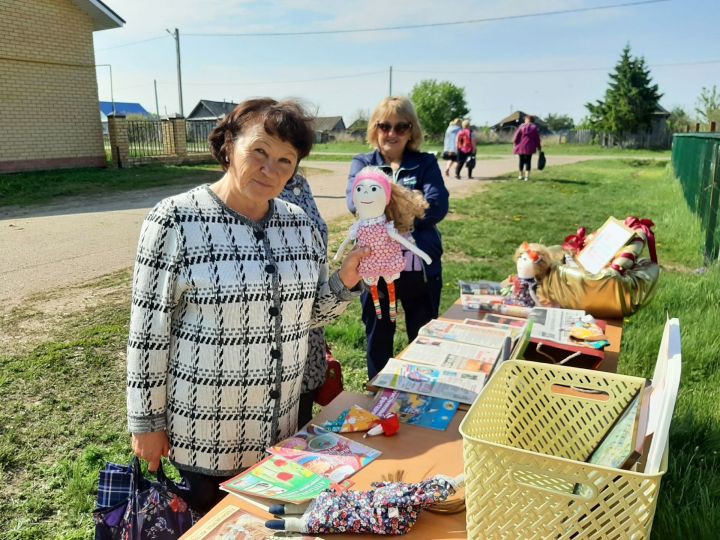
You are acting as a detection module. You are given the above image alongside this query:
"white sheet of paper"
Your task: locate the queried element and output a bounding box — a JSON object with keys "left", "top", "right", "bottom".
{"left": 577, "top": 218, "right": 635, "bottom": 274}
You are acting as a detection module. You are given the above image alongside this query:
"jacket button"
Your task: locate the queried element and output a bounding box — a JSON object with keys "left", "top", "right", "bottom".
{"left": 270, "top": 349, "right": 281, "bottom": 359}
{"left": 254, "top": 230, "right": 264, "bottom": 240}
{"left": 269, "top": 389, "right": 280, "bottom": 399}
{"left": 265, "top": 264, "right": 276, "bottom": 274}
{"left": 269, "top": 306, "right": 279, "bottom": 316}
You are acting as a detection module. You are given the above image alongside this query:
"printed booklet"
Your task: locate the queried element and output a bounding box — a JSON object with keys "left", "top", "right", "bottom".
{"left": 371, "top": 388, "right": 459, "bottom": 431}
{"left": 220, "top": 455, "right": 335, "bottom": 504}
{"left": 269, "top": 425, "right": 381, "bottom": 484}
{"left": 418, "top": 319, "right": 510, "bottom": 350}
{"left": 182, "top": 502, "right": 322, "bottom": 540}
{"left": 371, "top": 357, "right": 485, "bottom": 405}
{"left": 398, "top": 335, "right": 500, "bottom": 374}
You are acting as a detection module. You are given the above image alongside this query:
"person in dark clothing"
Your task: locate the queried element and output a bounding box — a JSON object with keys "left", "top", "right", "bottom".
{"left": 512, "top": 115, "right": 542, "bottom": 181}
{"left": 346, "top": 96, "right": 449, "bottom": 379}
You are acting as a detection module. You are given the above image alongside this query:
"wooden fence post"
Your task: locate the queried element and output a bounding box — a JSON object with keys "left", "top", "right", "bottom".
{"left": 107, "top": 114, "right": 129, "bottom": 168}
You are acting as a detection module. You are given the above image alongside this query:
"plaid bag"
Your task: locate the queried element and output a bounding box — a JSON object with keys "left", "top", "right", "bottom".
{"left": 93, "top": 457, "right": 199, "bottom": 540}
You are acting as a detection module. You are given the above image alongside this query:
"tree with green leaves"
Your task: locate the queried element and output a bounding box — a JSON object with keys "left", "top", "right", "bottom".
{"left": 667, "top": 106, "right": 693, "bottom": 133}
{"left": 695, "top": 85, "right": 720, "bottom": 126}
{"left": 544, "top": 113, "right": 575, "bottom": 131}
{"left": 585, "top": 45, "right": 662, "bottom": 142}
{"left": 409, "top": 80, "right": 469, "bottom": 138}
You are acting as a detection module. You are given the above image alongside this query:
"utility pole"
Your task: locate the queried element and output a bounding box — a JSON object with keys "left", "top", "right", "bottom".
{"left": 166, "top": 28, "right": 184, "bottom": 116}
{"left": 154, "top": 79, "right": 160, "bottom": 118}
{"left": 96, "top": 64, "right": 115, "bottom": 114}
{"left": 388, "top": 65, "right": 393, "bottom": 96}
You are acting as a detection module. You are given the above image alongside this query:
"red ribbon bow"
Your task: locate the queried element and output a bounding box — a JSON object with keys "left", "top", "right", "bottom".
{"left": 562, "top": 227, "right": 587, "bottom": 254}
{"left": 624, "top": 217, "right": 657, "bottom": 263}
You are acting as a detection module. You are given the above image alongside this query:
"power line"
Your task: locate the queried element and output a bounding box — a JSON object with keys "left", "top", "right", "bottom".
{"left": 395, "top": 58, "right": 720, "bottom": 76}
{"left": 96, "top": 35, "right": 167, "bottom": 51}
{"left": 175, "top": 70, "right": 386, "bottom": 87}
{"left": 182, "top": 0, "right": 668, "bottom": 37}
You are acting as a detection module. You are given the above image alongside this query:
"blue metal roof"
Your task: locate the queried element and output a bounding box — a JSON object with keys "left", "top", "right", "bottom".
{"left": 99, "top": 101, "right": 151, "bottom": 117}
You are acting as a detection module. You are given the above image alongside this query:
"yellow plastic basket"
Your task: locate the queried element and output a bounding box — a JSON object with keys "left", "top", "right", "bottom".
{"left": 460, "top": 360, "right": 667, "bottom": 540}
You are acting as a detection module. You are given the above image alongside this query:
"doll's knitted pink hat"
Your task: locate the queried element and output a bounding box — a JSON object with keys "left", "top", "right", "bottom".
{"left": 352, "top": 167, "right": 392, "bottom": 204}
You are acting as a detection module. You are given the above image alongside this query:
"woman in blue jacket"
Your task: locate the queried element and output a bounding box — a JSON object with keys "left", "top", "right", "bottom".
{"left": 346, "top": 96, "right": 450, "bottom": 378}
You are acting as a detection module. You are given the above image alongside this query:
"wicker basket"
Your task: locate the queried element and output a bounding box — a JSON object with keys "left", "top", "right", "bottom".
{"left": 459, "top": 360, "right": 666, "bottom": 540}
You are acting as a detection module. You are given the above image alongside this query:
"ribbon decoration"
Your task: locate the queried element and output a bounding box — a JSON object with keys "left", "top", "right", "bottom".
{"left": 562, "top": 227, "right": 587, "bottom": 254}
{"left": 625, "top": 217, "right": 657, "bottom": 263}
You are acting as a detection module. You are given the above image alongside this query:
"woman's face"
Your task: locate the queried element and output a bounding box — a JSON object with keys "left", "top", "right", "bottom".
{"left": 228, "top": 123, "right": 299, "bottom": 203}
{"left": 376, "top": 113, "right": 412, "bottom": 157}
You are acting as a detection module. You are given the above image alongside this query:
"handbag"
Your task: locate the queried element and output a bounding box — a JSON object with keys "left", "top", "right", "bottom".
{"left": 315, "top": 344, "right": 344, "bottom": 406}
{"left": 93, "top": 457, "right": 199, "bottom": 540}
{"left": 537, "top": 151, "right": 547, "bottom": 170}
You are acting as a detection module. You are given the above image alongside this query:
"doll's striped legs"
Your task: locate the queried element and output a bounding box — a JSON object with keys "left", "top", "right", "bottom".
{"left": 387, "top": 280, "right": 397, "bottom": 322}
{"left": 369, "top": 284, "right": 382, "bottom": 319}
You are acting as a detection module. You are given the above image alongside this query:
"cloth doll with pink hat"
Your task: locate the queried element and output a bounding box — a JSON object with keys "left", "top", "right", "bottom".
{"left": 334, "top": 167, "right": 432, "bottom": 322}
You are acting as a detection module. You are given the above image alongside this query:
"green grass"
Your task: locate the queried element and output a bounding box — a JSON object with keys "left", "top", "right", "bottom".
{"left": 0, "top": 164, "right": 330, "bottom": 209}
{"left": 0, "top": 159, "right": 717, "bottom": 538}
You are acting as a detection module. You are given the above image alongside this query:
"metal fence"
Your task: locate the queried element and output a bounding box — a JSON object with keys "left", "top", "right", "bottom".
{"left": 186, "top": 120, "right": 217, "bottom": 153}
{"left": 127, "top": 120, "right": 167, "bottom": 157}
{"left": 672, "top": 133, "right": 720, "bottom": 261}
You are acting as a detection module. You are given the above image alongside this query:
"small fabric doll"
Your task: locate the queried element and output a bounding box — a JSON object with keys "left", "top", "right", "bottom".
{"left": 335, "top": 166, "right": 431, "bottom": 322}
{"left": 511, "top": 241, "right": 552, "bottom": 307}
{"left": 265, "top": 474, "right": 464, "bottom": 535}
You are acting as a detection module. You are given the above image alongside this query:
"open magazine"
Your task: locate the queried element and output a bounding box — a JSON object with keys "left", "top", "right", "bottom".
{"left": 398, "top": 335, "right": 500, "bottom": 374}
{"left": 371, "top": 357, "right": 485, "bottom": 405}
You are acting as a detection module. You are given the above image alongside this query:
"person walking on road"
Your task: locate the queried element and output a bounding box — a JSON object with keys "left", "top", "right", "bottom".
{"left": 454, "top": 120, "right": 476, "bottom": 179}
{"left": 442, "top": 118, "right": 461, "bottom": 177}
{"left": 513, "top": 114, "right": 542, "bottom": 181}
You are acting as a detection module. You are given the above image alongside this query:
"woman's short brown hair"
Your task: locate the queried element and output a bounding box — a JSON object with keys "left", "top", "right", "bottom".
{"left": 208, "top": 98, "right": 315, "bottom": 171}
{"left": 366, "top": 96, "right": 424, "bottom": 152}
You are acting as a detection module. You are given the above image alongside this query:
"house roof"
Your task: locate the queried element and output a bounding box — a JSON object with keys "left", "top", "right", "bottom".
{"left": 653, "top": 104, "right": 671, "bottom": 117}
{"left": 347, "top": 119, "right": 368, "bottom": 132}
{"left": 314, "top": 116, "right": 345, "bottom": 132}
{"left": 187, "top": 100, "right": 239, "bottom": 120}
{"left": 492, "top": 111, "right": 547, "bottom": 130}
{"left": 99, "top": 101, "right": 151, "bottom": 117}
{"left": 72, "top": 0, "right": 124, "bottom": 31}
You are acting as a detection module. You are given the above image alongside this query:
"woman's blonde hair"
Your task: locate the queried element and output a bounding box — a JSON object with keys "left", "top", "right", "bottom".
{"left": 366, "top": 96, "right": 424, "bottom": 151}
{"left": 461, "top": 119, "right": 471, "bottom": 129}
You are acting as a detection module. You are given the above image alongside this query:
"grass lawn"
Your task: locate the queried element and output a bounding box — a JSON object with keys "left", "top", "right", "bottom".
{"left": 0, "top": 164, "right": 331, "bottom": 209}
{"left": 1, "top": 159, "right": 718, "bottom": 538}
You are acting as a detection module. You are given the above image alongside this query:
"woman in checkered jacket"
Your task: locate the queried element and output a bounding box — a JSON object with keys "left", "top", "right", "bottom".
{"left": 126, "top": 99, "right": 367, "bottom": 513}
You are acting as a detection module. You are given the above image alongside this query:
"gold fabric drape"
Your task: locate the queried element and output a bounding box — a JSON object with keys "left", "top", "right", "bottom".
{"left": 541, "top": 259, "right": 660, "bottom": 318}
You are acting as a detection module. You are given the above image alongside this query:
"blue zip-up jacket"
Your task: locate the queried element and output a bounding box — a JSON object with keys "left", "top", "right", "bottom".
{"left": 346, "top": 149, "right": 449, "bottom": 278}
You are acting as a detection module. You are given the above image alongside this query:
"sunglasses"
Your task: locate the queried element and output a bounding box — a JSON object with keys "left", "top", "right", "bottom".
{"left": 376, "top": 121, "right": 412, "bottom": 135}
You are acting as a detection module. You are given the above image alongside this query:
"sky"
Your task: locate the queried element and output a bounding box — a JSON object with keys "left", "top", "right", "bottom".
{"left": 92, "top": 0, "right": 720, "bottom": 126}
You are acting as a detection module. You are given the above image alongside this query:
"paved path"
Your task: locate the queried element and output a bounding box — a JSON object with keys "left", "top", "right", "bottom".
{"left": 0, "top": 155, "right": 595, "bottom": 307}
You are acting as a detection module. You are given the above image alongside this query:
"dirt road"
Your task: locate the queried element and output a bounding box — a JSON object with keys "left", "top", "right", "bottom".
{"left": 0, "top": 156, "right": 594, "bottom": 309}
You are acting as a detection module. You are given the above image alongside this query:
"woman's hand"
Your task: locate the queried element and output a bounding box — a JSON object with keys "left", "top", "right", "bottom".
{"left": 131, "top": 431, "right": 169, "bottom": 472}
{"left": 337, "top": 245, "right": 370, "bottom": 289}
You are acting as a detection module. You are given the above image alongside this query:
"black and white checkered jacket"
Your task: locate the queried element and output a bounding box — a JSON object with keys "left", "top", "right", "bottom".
{"left": 126, "top": 185, "right": 358, "bottom": 475}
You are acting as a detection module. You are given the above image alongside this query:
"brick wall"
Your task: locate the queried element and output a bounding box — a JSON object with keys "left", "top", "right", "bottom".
{"left": 0, "top": 0, "right": 106, "bottom": 172}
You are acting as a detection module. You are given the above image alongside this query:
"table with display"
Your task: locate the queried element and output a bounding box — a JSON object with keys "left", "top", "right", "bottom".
{"left": 182, "top": 302, "right": 624, "bottom": 539}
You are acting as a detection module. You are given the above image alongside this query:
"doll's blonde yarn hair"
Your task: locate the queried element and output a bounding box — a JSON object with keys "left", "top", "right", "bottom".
{"left": 386, "top": 183, "right": 429, "bottom": 234}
